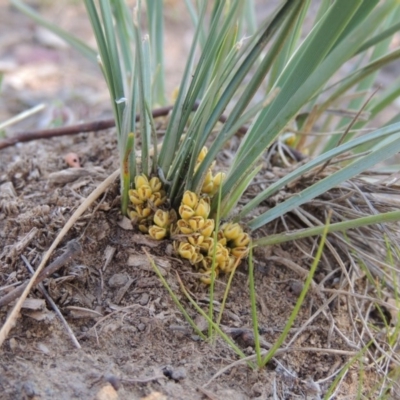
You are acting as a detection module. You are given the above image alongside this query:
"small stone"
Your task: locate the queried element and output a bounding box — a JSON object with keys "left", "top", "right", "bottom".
{"left": 108, "top": 274, "right": 128, "bottom": 288}
{"left": 94, "top": 384, "right": 118, "bottom": 400}
{"left": 163, "top": 365, "right": 186, "bottom": 381}
{"left": 9, "top": 337, "right": 18, "bottom": 351}
{"left": 137, "top": 323, "right": 146, "bottom": 331}
{"left": 37, "top": 342, "right": 50, "bottom": 355}
{"left": 170, "top": 367, "right": 186, "bottom": 381}
{"left": 139, "top": 293, "right": 149, "bottom": 306}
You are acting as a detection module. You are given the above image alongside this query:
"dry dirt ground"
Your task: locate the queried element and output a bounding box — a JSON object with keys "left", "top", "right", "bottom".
{"left": 1, "top": 2, "right": 400, "bottom": 400}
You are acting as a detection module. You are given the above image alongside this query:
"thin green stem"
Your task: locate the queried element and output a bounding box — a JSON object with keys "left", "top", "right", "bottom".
{"left": 253, "top": 210, "right": 400, "bottom": 247}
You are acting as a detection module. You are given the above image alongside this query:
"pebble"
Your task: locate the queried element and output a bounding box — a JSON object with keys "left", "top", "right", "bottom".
{"left": 9, "top": 337, "right": 18, "bottom": 351}
{"left": 138, "top": 293, "right": 149, "bottom": 306}
{"left": 163, "top": 365, "right": 186, "bottom": 381}
{"left": 94, "top": 384, "right": 118, "bottom": 400}
{"left": 108, "top": 273, "right": 128, "bottom": 288}
{"left": 137, "top": 323, "right": 146, "bottom": 331}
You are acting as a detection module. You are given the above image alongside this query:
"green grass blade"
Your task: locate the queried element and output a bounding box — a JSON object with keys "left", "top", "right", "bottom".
{"left": 221, "top": 1, "right": 365, "bottom": 200}
{"left": 157, "top": 1, "right": 207, "bottom": 173}
{"left": 253, "top": 210, "right": 400, "bottom": 247}
{"left": 261, "top": 214, "right": 330, "bottom": 366}
{"left": 237, "top": 122, "right": 400, "bottom": 220}
{"left": 146, "top": 251, "right": 206, "bottom": 340}
{"left": 146, "top": 0, "right": 166, "bottom": 105}
{"left": 192, "top": 1, "right": 304, "bottom": 194}
{"left": 249, "top": 132, "right": 400, "bottom": 230}
{"left": 121, "top": 133, "right": 135, "bottom": 215}
{"left": 248, "top": 247, "right": 262, "bottom": 367}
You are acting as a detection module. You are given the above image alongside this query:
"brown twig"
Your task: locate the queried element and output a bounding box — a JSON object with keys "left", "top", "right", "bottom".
{"left": 0, "top": 240, "right": 81, "bottom": 308}
{"left": 0, "top": 105, "right": 175, "bottom": 150}
{"left": 0, "top": 103, "right": 307, "bottom": 162}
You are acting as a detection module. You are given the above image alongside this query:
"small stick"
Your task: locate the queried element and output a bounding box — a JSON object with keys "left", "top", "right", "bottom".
{"left": 0, "top": 241, "right": 82, "bottom": 308}
{"left": 0, "top": 105, "right": 175, "bottom": 150}
{"left": 21, "top": 255, "right": 81, "bottom": 349}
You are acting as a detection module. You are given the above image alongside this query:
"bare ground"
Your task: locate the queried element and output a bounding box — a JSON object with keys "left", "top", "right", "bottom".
{"left": 1, "top": 2, "right": 400, "bottom": 399}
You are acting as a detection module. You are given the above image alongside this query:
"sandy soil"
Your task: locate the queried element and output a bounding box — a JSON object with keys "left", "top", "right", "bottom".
{"left": 1, "top": 2, "right": 400, "bottom": 399}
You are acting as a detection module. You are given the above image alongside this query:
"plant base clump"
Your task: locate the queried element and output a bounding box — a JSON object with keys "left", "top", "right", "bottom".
{"left": 128, "top": 147, "right": 250, "bottom": 283}
{"left": 174, "top": 190, "right": 250, "bottom": 284}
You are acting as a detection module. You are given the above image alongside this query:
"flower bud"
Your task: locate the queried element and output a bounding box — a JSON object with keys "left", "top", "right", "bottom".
{"left": 190, "top": 251, "right": 203, "bottom": 265}
{"left": 213, "top": 172, "right": 225, "bottom": 187}
{"left": 194, "top": 198, "right": 210, "bottom": 219}
{"left": 177, "top": 242, "right": 196, "bottom": 260}
{"left": 148, "top": 192, "right": 166, "bottom": 207}
{"left": 188, "top": 234, "right": 204, "bottom": 246}
{"left": 135, "top": 174, "right": 149, "bottom": 189}
{"left": 149, "top": 226, "right": 167, "bottom": 240}
{"left": 153, "top": 209, "right": 170, "bottom": 228}
{"left": 129, "top": 189, "right": 143, "bottom": 205}
{"left": 201, "top": 182, "right": 214, "bottom": 194}
{"left": 136, "top": 205, "right": 152, "bottom": 218}
{"left": 203, "top": 169, "right": 213, "bottom": 185}
{"left": 177, "top": 219, "right": 193, "bottom": 234}
{"left": 231, "top": 246, "right": 249, "bottom": 259}
{"left": 139, "top": 224, "right": 149, "bottom": 233}
{"left": 189, "top": 215, "right": 206, "bottom": 232}
{"left": 223, "top": 222, "right": 243, "bottom": 240}
{"left": 211, "top": 243, "right": 229, "bottom": 266}
{"left": 199, "top": 237, "right": 214, "bottom": 253}
{"left": 199, "top": 219, "right": 215, "bottom": 237}
{"left": 197, "top": 146, "right": 208, "bottom": 163}
{"left": 179, "top": 205, "right": 195, "bottom": 220}
{"left": 128, "top": 209, "right": 139, "bottom": 221}
{"left": 137, "top": 185, "right": 152, "bottom": 201}
{"left": 201, "top": 256, "right": 213, "bottom": 271}
{"left": 182, "top": 190, "right": 198, "bottom": 209}
{"left": 232, "top": 232, "right": 251, "bottom": 247}
{"left": 221, "top": 256, "right": 236, "bottom": 273}
{"left": 149, "top": 177, "right": 162, "bottom": 192}
{"left": 199, "top": 268, "right": 218, "bottom": 285}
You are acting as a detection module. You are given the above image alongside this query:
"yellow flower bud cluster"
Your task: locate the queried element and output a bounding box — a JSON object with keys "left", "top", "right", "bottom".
{"left": 173, "top": 190, "right": 251, "bottom": 284}
{"left": 128, "top": 174, "right": 166, "bottom": 233}
{"left": 196, "top": 147, "right": 226, "bottom": 196}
